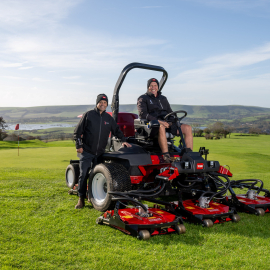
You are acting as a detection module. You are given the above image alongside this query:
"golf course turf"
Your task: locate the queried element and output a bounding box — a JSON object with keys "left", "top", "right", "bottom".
{"left": 0, "top": 135, "right": 270, "bottom": 269}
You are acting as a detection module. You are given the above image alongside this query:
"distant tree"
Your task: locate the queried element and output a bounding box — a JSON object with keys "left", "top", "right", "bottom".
{"left": 223, "top": 126, "right": 234, "bottom": 138}
{"left": 191, "top": 123, "right": 200, "bottom": 137}
{"left": 204, "top": 128, "right": 211, "bottom": 135}
{"left": 211, "top": 122, "right": 224, "bottom": 135}
{"left": 195, "top": 129, "right": 204, "bottom": 137}
{"left": 249, "top": 127, "right": 262, "bottom": 135}
{"left": 205, "top": 134, "right": 214, "bottom": 140}
{"left": 0, "top": 117, "right": 8, "bottom": 141}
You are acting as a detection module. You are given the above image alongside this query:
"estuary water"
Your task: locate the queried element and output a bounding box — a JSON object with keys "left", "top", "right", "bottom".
{"left": 7, "top": 123, "right": 76, "bottom": 131}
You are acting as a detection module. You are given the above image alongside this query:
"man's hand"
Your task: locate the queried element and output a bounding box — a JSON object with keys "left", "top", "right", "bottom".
{"left": 122, "top": 142, "right": 132, "bottom": 148}
{"left": 76, "top": 148, "right": 83, "bottom": 153}
{"left": 158, "top": 120, "right": 170, "bottom": 128}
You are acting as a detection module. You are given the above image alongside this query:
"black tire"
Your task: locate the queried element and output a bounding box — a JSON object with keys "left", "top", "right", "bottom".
{"left": 203, "top": 219, "right": 213, "bottom": 228}
{"left": 65, "top": 164, "right": 79, "bottom": 188}
{"left": 88, "top": 163, "right": 131, "bottom": 212}
{"left": 138, "top": 230, "right": 151, "bottom": 240}
{"left": 231, "top": 214, "right": 241, "bottom": 222}
{"left": 175, "top": 224, "right": 186, "bottom": 234}
{"left": 255, "top": 208, "right": 265, "bottom": 216}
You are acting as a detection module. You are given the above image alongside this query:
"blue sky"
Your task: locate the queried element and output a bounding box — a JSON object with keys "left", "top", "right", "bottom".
{"left": 0, "top": 0, "right": 270, "bottom": 108}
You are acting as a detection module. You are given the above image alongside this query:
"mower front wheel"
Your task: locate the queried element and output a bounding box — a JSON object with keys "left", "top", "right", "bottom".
{"left": 65, "top": 164, "right": 79, "bottom": 188}
{"left": 255, "top": 208, "right": 265, "bottom": 216}
{"left": 175, "top": 224, "right": 186, "bottom": 234}
{"left": 138, "top": 230, "right": 151, "bottom": 240}
{"left": 203, "top": 219, "right": 213, "bottom": 228}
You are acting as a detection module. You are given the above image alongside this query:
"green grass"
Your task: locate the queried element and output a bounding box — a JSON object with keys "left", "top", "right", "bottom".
{"left": 1, "top": 135, "right": 270, "bottom": 269}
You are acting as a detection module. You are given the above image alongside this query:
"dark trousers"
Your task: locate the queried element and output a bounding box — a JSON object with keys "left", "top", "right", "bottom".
{"left": 78, "top": 151, "right": 96, "bottom": 198}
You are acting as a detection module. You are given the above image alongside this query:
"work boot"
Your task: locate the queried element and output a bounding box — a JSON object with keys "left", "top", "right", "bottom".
{"left": 75, "top": 197, "right": 85, "bottom": 209}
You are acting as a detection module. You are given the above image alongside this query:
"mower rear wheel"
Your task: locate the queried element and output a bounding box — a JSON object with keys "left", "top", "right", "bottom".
{"left": 138, "top": 230, "right": 151, "bottom": 240}
{"left": 65, "top": 164, "right": 79, "bottom": 188}
{"left": 255, "top": 208, "right": 265, "bottom": 216}
{"left": 175, "top": 224, "right": 186, "bottom": 234}
{"left": 88, "top": 163, "right": 131, "bottom": 212}
{"left": 231, "top": 214, "right": 241, "bottom": 222}
{"left": 203, "top": 219, "right": 213, "bottom": 228}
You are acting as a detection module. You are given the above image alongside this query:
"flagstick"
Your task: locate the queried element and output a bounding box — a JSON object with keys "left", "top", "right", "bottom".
{"left": 18, "top": 130, "right": 19, "bottom": 156}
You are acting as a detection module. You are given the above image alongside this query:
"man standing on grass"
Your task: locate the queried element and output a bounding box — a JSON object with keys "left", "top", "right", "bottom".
{"left": 74, "top": 94, "right": 131, "bottom": 209}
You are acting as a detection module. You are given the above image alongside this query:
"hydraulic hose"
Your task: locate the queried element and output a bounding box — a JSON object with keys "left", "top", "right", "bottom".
{"left": 131, "top": 180, "right": 162, "bottom": 194}
{"left": 111, "top": 197, "right": 148, "bottom": 212}
{"left": 207, "top": 172, "right": 230, "bottom": 201}
{"left": 109, "top": 182, "right": 166, "bottom": 199}
{"left": 231, "top": 179, "right": 264, "bottom": 194}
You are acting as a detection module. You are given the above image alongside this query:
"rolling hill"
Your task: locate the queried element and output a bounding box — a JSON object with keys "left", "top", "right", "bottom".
{"left": 1, "top": 104, "right": 270, "bottom": 125}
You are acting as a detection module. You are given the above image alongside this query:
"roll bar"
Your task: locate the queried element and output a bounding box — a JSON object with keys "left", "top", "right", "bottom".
{"left": 111, "top": 62, "right": 168, "bottom": 122}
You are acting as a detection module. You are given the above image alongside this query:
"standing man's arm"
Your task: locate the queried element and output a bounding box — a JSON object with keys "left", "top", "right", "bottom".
{"left": 74, "top": 113, "right": 87, "bottom": 153}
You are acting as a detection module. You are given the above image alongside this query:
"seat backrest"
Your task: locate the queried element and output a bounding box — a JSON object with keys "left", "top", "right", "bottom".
{"left": 108, "top": 112, "right": 138, "bottom": 137}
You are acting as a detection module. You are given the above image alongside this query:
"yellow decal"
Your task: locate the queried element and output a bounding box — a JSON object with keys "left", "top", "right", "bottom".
{"left": 122, "top": 215, "right": 133, "bottom": 219}
{"left": 207, "top": 208, "right": 214, "bottom": 210}
{"left": 148, "top": 217, "right": 157, "bottom": 219}
{"left": 212, "top": 203, "right": 220, "bottom": 205}
{"left": 186, "top": 207, "right": 195, "bottom": 209}
{"left": 156, "top": 211, "right": 164, "bottom": 214}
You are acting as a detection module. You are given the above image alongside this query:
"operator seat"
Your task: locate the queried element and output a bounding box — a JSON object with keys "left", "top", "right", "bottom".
{"left": 134, "top": 119, "right": 174, "bottom": 140}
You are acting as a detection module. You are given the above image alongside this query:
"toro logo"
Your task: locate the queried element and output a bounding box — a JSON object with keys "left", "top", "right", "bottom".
{"left": 196, "top": 163, "right": 204, "bottom": 170}
{"left": 104, "top": 121, "right": 109, "bottom": 125}
{"left": 103, "top": 96, "right": 106, "bottom": 98}
{"left": 152, "top": 79, "right": 156, "bottom": 81}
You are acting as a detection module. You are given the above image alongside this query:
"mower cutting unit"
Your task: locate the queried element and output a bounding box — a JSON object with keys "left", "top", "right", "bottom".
{"left": 166, "top": 163, "right": 240, "bottom": 227}
{"left": 217, "top": 175, "right": 270, "bottom": 216}
{"left": 66, "top": 62, "right": 241, "bottom": 239}
{"left": 97, "top": 194, "right": 186, "bottom": 240}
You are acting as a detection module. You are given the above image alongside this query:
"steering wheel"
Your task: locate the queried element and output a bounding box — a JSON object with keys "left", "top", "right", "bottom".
{"left": 164, "top": 110, "right": 187, "bottom": 122}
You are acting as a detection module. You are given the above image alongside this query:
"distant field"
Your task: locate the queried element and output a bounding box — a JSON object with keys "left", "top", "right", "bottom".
{"left": 0, "top": 135, "right": 270, "bottom": 269}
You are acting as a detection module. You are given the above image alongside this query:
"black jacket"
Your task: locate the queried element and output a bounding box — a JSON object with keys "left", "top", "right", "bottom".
{"left": 137, "top": 91, "right": 172, "bottom": 121}
{"left": 74, "top": 107, "right": 126, "bottom": 155}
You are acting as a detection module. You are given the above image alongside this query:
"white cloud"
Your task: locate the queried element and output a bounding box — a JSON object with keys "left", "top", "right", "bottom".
{"left": 0, "top": 62, "right": 23, "bottom": 68}
{"left": 1, "top": 31, "right": 167, "bottom": 70}
{"left": 175, "top": 43, "right": 270, "bottom": 83}
{"left": 1, "top": 75, "right": 24, "bottom": 80}
{"left": 66, "top": 82, "right": 85, "bottom": 86}
{"left": 18, "top": 67, "right": 34, "bottom": 70}
{"left": 0, "top": 0, "right": 81, "bottom": 27}
{"left": 32, "top": 77, "right": 50, "bottom": 82}
{"left": 63, "top": 76, "right": 81, "bottom": 79}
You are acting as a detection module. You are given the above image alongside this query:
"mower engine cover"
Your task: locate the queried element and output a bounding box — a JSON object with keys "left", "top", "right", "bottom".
{"left": 172, "top": 151, "right": 220, "bottom": 173}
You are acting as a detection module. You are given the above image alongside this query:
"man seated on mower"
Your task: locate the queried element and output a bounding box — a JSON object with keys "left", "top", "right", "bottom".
{"left": 137, "top": 78, "right": 193, "bottom": 163}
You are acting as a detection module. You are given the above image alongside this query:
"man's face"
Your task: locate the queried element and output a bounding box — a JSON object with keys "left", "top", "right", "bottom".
{"left": 148, "top": 82, "right": 158, "bottom": 96}
{"left": 97, "top": 100, "right": 108, "bottom": 112}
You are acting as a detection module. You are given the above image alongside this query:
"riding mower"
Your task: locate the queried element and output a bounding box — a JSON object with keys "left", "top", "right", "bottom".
{"left": 65, "top": 62, "right": 240, "bottom": 239}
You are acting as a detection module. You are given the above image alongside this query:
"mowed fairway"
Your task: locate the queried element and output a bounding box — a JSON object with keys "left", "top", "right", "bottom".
{"left": 0, "top": 135, "right": 270, "bottom": 269}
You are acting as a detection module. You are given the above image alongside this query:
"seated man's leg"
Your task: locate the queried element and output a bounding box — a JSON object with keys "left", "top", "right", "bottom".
{"left": 158, "top": 125, "right": 171, "bottom": 162}
{"left": 180, "top": 124, "right": 193, "bottom": 150}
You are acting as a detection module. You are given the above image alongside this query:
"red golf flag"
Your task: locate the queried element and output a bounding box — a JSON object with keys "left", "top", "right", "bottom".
{"left": 15, "top": 124, "right": 19, "bottom": 130}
